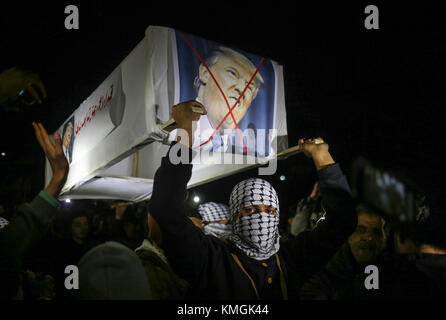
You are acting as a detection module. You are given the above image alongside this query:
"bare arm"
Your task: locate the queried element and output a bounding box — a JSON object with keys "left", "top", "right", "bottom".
{"left": 32, "top": 122, "right": 69, "bottom": 197}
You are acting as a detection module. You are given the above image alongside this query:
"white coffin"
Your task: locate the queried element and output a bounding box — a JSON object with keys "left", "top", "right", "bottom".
{"left": 46, "top": 26, "right": 289, "bottom": 202}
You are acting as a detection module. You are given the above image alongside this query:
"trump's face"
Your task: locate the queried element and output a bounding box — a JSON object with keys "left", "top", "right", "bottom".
{"left": 199, "top": 55, "right": 258, "bottom": 130}
{"left": 63, "top": 123, "right": 73, "bottom": 149}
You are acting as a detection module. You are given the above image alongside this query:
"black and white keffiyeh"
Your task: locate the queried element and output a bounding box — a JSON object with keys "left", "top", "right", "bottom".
{"left": 198, "top": 202, "right": 231, "bottom": 222}
{"left": 0, "top": 217, "right": 9, "bottom": 230}
{"left": 228, "top": 178, "right": 280, "bottom": 260}
{"left": 203, "top": 222, "right": 233, "bottom": 239}
{"left": 198, "top": 202, "right": 232, "bottom": 239}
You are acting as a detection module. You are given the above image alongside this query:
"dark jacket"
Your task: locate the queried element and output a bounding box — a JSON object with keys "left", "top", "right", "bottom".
{"left": 299, "top": 242, "right": 383, "bottom": 300}
{"left": 377, "top": 253, "right": 446, "bottom": 299}
{"left": 148, "top": 143, "right": 357, "bottom": 300}
{"left": 0, "top": 192, "right": 59, "bottom": 299}
{"left": 301, "top": 245, "right": 446, "bottom": 299}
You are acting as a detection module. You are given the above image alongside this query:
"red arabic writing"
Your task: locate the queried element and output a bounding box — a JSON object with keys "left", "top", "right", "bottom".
{"left": 75, "top": 84, "right": 114, "bottom": 136}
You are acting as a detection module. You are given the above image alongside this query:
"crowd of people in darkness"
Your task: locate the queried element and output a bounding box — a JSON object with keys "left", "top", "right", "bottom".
{"left": 1, "top": 68, "right": 445, "bottom": 300}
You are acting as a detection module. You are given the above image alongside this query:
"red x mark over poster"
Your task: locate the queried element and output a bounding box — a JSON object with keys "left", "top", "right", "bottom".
{"left": 178, "top": 32, "right": 265, "bottom": 156}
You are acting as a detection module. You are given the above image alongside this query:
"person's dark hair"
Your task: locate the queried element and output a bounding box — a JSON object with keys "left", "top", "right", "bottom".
{"left": 356, "top": 203, "right": 377, "bottom": 215}
{"left": 121, "top": 203, "right": 149, "bottom": 241}
{"left": 54, "top": 206, "right": 90, "bottom": 239}
{"left": 121, "top": 205, "right": 138, "bottom": 225}
{"left": 355, "top": 203, "right": 390, "bottom": 239}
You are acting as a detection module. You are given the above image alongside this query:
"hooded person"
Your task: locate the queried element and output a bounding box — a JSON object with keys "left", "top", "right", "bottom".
{"left": 74, "top": 241, "right": 151, "bottom": 300}
{"left": 148, "top": 101, "right": 357, "bottom": 299}
{"left": 198, "top": 202, "right": 232, "bottom": 239}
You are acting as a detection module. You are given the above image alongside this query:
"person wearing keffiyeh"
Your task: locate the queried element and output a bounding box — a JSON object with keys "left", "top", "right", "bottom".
{"left": 149, "top": 101, "right": 357, "bottom": 300}
{"left": 198, "top": 202, "right": 232, "bottom": 239}
{"left": 228, "top": 179, "right": 281, "bottom": 260}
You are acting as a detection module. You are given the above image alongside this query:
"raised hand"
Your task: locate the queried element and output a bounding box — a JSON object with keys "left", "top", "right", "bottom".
{"left": 32, "top": 122, "right": 69, "bottom": 197}
{"left": 172, "top": 100, "right": 207, "bottom": 147}
{"left": 298, "top": 138, "right": 334, "bottom": 171}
